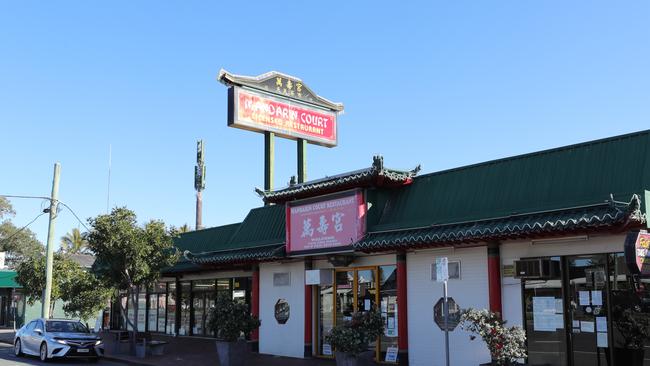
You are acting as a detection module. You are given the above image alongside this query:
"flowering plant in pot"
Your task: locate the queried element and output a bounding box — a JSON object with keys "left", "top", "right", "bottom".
{"left": 324, "top": 309, "right": 384, "bottom": 366}
{"left": 206, "top": 293, "right": 261, "bottom": 366}
{"left": 459, "top": 308, "right": 526, "bottom": 366}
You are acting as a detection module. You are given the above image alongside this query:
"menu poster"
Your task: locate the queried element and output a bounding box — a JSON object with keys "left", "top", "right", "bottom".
{"left": 388, "top": 317, "right": 396, "bottom": 329}
{"left": 591, "top": 291, "right": 603, "bottom": 306}
{"left": 323, "top": 344, "right": 332, "bottom": 356}
{"left": 579, "top": 291, "right": 591, "bottom": 306}
{"left": 385, "top": 346, "right": 399, "bottom": 362}
{"left": 596, "top": 317, "right": 607, "bottom": 332}
{"left": 581, "top": 321, "right": 595, "bottom": 333}
{"left": 597, "top": 332, "right": 608, "bottom": 348}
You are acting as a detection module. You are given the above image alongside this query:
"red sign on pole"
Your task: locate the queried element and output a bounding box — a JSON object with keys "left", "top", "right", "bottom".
{"left": 286, "top": 190, "right": 366, "bottom": 255}
{"left": 624, "top": 230, "right": 650, "bottom": 275}
{"left": 229, "top": 87, "right": 337, "bottom": 147}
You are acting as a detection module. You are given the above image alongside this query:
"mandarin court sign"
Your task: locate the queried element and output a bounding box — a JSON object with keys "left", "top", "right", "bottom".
{"left": 624, "top": 230, "right": 650, "bottom": 275}
{"left": 219, "top": 70, "right": 344, "bottom": 147}
{"left": 286, "top": 190, "right": 366, "bottom": 255}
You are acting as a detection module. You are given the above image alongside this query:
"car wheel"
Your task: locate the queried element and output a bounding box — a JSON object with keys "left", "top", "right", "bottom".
{"left": 39, "top": 342, "right": 49, "bottom": 362}
{"left": 14, "top": 339, "right": 23, "bottom": 357}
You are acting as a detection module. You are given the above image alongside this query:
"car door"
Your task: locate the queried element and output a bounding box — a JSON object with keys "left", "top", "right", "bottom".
{"left": 21, "top": 321, "right": 36, "bottom": 354}
{"left": 29, "top": 320, "right": 45, "bottom": 354}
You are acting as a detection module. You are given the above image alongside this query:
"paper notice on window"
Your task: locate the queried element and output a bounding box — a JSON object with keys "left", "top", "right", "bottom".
{"left": 388, "top": 317, "right": 395, "bottom": 329}
{"left": 572, "top": 320, "right": 580, "bottom": 328}
{"left": 364, "top": 299, "right": 371, "bottom": 311}
{"left": 323, "top": 344, "right": 332, "bottom": 356}
{"left": 533, "top": 296, "right": 557, "bottom": 331}
{"left": 596, "top": 317, "right": 607, "bottom": 332}
{"left": 579, "top": 291, "right": 591, "bottom": 305}
{"left": 597, "top": 332, "right": 608, "bottom": 348}
{"left": 581, "top": 321, "right": 595, "bottom": 333}
{"left": 381, "top": 299, "right": 388, "bottom": 313}
{"left": 385, "top": 346, "right": 398, "bottom": 362}
{"left": 554, "top": 314, "right": 564, "bottom": 329}
{"left": 555, "top": 299, "right": 563, "bottom": 313}
{"left": 591, "top": 291, "right": 603, "bottom": 306}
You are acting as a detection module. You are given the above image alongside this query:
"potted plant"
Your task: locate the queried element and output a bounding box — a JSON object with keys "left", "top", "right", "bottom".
{"left": 324, "top": 309, "right": 384, "bottom": 366}
{"left": 206, "top": 293, "right": 261, "bottom": 366}
{"left": 612, "top": 305, "right": 650, "bottom": 366}
{"left": 459, "top": 308, "right": 526, "bottom": 366}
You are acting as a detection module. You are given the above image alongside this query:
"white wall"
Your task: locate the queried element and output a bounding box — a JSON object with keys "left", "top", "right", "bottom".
{"left": 407, "top": 246, "right": 491, "bottom": 366}
{"left": 259, "top": 261, "right": 305, "bottom": 358}
{"left": 500, "top": 234, "right": 625, "bottom": 328}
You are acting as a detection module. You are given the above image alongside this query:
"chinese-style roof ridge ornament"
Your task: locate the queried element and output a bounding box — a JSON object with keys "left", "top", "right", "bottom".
{"left": 255, "top": 155, "right": 421, "bottom": 204}
{"left": 218, "top": 69, "right": 344, "bottom": 112}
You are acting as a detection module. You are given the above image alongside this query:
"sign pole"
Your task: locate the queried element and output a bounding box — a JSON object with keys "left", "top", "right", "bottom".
{"left": 297, "top": 138, "right": 306, "bottom": 183}
{"left": 444, "top": 279, "right": 450, "bottom": 366}
{"left": 264, "top": 131, "right": 275, "bottom": 204}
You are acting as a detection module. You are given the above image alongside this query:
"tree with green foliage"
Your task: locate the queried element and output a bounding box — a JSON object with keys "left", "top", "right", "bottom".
{"left": 86, "top": 207, "right": 178, "bottom": 353}
{"left": 59, "top": 228, "right": 90, "bottom": 254}
{"left": 15, "top": 253, "right": 110, "bottom": 320}
{"left": 0, "top": 197, "right": 44, "bottom": 267}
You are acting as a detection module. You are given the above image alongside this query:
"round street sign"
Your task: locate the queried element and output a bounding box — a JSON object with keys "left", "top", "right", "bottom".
{"left": 434, "top": 297, "right": 461, "bottom": 331}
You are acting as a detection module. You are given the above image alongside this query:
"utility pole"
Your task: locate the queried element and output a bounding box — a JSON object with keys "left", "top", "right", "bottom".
{"left": 194, "top": 140, "right": 206, "bottom": 230}
{"left": 42, "top": 163, "right": 60, "bottom": 318}
{"left": 264, "top": 132, "right": 274, "bottom": 205}
{"left": 297, "top": 138, "right": 307, "bottom": 183}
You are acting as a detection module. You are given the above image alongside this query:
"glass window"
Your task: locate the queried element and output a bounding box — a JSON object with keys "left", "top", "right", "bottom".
{"left": 137, "top": 292, "right": 146, "bottom": 331}
{"left": 127, "top": 296, "right": 135, "bottom": 331}
{"left": 179, "top": 282, "right": 191, "bottom": 336}
{"left": 379, "top": 265, "right": 398, "bottom": 362}
{"left": 166, "top": 283, "right": 176, "bottom": 335}
{"left": 192, "top": 280, "right": 215, "bottom": 336}
{"left": 608, "top": 253, "right": 650, "bottom": 366}
{"left": 157, "top": 291, "right": 167, "bottom": 333}
{"left": 148, "top": 294, "right": 158, "bottom": 332}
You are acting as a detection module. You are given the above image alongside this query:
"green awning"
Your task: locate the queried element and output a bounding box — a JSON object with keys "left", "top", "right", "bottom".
{"left": 0, "top": 271, "right": 21, "bottom": 288}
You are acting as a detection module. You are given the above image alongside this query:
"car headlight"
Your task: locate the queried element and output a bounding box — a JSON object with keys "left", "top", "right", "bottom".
{"left": 55, "top": 339, "right": 67, "bottom": 345}
{"left": 95, "top": 340, "right": 102, "bottom": 345}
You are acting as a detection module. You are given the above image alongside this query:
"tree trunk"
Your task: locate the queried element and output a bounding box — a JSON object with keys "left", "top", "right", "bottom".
{"left": 130, "top": 286, "right": 140, "bottom": 356}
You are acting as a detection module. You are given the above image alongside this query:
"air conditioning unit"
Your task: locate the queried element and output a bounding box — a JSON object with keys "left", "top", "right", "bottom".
{"left": 514, "top": 259, "right": 560, "bottom": 279}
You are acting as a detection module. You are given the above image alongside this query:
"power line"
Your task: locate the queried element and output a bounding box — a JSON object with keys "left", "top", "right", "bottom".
{"left": 0, "top": 211, "right": 47, "bottom": 245}
{"left": 1, "top": 194, "right": 91, "bottom": 232}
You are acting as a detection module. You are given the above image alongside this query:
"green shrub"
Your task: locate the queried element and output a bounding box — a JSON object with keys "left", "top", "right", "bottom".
{"left": 324, "top": 310, "right": 384, "bottom": 355}
{"left": 207, "top": 293, "right": 260, "bottom": 342}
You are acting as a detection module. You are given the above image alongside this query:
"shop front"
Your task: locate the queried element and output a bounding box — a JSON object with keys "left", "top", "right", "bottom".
{"left": 134, "top": 130, "right": 650, "bottom": 366}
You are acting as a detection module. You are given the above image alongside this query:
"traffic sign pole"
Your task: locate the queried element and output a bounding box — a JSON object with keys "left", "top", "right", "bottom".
{"left": 444, "top": 279, "right": 450, "bottom": 366}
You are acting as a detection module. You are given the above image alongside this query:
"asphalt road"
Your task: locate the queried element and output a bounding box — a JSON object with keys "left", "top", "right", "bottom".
{"left": 0, "top": 343, "right": 126, "bottom": 366}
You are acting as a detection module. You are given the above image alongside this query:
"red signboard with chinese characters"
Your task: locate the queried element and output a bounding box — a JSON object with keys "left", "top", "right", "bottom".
{"left": 625, "top": 230, "right": 650, "bottom": 275}
{"left": 286, "top": 190, "right": 366, "bottom": 255}
{"left": 228, "top": 86, "right": 337, "bottom": 147}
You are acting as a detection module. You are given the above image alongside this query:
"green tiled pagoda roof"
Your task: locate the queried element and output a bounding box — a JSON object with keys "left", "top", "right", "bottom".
{"left": 185, "top": 244, "right": 286, "bottom": 265}
{"left": 257, "top": 155, "right": 420, "bottom": 204}
{"left": 356, "top": 195, "right": 646, "bottom": 252}
{"left": 166, "top": 204, "right": 286, "bottom": 270}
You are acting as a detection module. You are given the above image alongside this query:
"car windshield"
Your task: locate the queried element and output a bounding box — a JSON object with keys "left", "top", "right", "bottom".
{"left": 45, "top": 321, "right": 88, "bottom": 333}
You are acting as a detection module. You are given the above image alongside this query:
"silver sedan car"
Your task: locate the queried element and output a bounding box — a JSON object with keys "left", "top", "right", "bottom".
{"left": 14, "top": 318, "right": 104, "bottom": 362}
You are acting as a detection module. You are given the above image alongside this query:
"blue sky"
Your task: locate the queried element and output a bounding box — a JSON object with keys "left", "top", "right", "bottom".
{"left": 1, "top": 1, "right": 648, "bottom": 248}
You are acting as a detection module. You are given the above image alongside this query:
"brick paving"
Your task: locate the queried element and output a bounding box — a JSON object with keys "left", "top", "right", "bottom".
{"left": 101, "top": 333, "right": 336, "bottom": 366}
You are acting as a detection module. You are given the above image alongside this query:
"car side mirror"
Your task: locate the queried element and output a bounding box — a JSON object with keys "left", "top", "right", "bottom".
{"left": 34, "top": 329, "right": 42, "bottom": 335}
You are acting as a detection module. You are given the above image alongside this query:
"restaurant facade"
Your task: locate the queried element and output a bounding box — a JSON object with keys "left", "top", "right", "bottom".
{"left": 112, "top": 130, "right": 650, "bottom": 366}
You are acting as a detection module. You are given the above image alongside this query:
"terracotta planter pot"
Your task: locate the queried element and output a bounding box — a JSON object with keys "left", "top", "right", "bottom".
{"left": 614, "top": 347, "right": 645, "bottom": 366}
{"left": 215, "top": 340, "right": 250, "bottom": 366}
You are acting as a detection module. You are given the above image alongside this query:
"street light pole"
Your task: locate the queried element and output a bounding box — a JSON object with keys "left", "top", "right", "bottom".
{"left": 42, "top": 162, "right": 60, "bottom": 319}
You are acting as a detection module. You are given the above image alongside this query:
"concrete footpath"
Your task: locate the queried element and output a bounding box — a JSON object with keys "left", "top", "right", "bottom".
{"left": 0, "top": 329, "right": 335, "bottom": 366}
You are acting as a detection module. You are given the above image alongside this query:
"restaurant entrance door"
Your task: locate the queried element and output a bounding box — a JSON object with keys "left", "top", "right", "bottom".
{"left": 522, "top": 253, "right": 650, "bottom": 366}
{"left": 315, "top": 265, "right": 399, "bottom": 363}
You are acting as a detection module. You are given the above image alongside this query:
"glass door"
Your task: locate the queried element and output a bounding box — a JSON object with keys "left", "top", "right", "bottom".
{"left": 566, "top": 255, "right": 610, "bottom": 366}
{"left": 522, "top": 257, "right": 567, "bottom": 366}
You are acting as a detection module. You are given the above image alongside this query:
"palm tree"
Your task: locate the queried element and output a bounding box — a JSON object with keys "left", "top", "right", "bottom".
{"left": 59, "top": 228, "right": 90, "bottom": 254}
{"left": 178, "top": 224, "right": 192, "bottom": 233}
